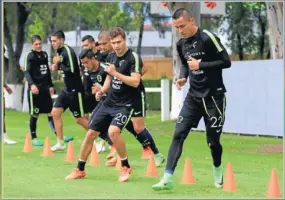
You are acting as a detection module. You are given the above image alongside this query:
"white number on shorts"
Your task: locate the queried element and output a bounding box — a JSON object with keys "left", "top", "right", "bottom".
{"left": 210, "top": 116, "right": 223, "bottom": 128}
{"left": 115, "top": 113, "right": 128, "bottom": 124}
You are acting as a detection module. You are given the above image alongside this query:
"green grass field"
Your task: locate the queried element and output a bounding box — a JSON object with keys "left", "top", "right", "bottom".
{"left": 3, "top": 110, "right": 283, "bottom": 198}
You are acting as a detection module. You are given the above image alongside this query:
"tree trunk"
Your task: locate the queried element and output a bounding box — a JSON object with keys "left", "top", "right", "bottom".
{"left": 258, "top": 10, "right": 266, "bottom": 59}
{"left": 137, "top": 3, "right": 145, "bottom": 56}
{"left": 237, "top": 32, "right": 244, "bottom": 60}
{"left": 266, "top": 2, "right": 283, "bottom": 59}
{"left": 169, "top": 2, "right": 201, "bottom": 119}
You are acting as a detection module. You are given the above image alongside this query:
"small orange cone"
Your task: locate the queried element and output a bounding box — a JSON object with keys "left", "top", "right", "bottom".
{"left": 145, "top": 154, "right": 159, "bottom": 177}
{"left": 266, "top": 168, "right": 281, "bottom": 198}
{"left": 42, "top": 137, "right": 53, "bottom": 157}
{"left": 23, "top": 133, "right": 32, "bottom": 153}
{"left": 115, "top": 156, "right": 121, "bottom": 171}
{"left": 181, "top": 157, "right": 195, "bottom": 184}
{"left": 88, "top": 143, "right": 100, "bottom": 166}
{"left": 141, "top": 147, "right": 152, "bottom": 160}
{"left": 223, "top": 162, "right": 237, "bottom": 192}
{"left": 64, "top": 141, "right": 76, "bottom": 162}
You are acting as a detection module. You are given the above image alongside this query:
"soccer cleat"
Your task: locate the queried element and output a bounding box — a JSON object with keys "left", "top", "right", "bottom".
{"left": 95, "top": 140, "right": 106, "bottom": 153}
{"left": 141, "top": 147, "right": 152, "bottom": 159}
{"left": 154, "top": 153, "right": 165, "bottom": 167}
{"left": 152, "top": 174, "right": 174, "bottom": 191}
{"left": 119, "top": 166, "right": 132, "bottom": 182}
{"left": 63, "top": 136, "right": 74, "bottom": 143}
{"left": 105, "top": 156, "right": 117, "bottom": 166}
{"left": 51, "top": 142, "right": 66, "bottom": 152}
{"left": 32, "top": 138, "right": 44, "bottom": 146}
{"left": 106, "top": 146, "right": 117, "bottom": 159}
{"left": 4, "top": 138, "right": 17, "bottom": 145}
{"left": 65, "top": 168, "right": 86, "bottom": 180}
{"left": 213, "top": 165, "right": 223, "bottom": 188}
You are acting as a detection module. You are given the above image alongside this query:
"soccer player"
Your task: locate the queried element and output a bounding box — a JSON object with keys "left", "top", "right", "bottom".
{"left": 50, "top": 30, "right": 88, "bottom": 151}
{"left": 98, "top": 30, "right": 165, "bottom": 167}
{"left": 23, "top": 35, "right": 59, "bottom": 146}
{"left": 3, "top": 83, "right": 17, "bottom": 144}
{"left": 152, "top": 8, "right": 231, "bottom": 190}
{"left": 65, "top": 27, "right": 145, "bottom": 182}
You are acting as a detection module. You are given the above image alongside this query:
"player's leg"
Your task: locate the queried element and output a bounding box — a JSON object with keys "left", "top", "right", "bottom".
{"left": 3, "top": 98, "right": 16, "bottom": 144}
{"left": 108, "top": 106, "right": 134, "bottom": 182}
{"left": 27, "top": 89, "right": 44, "bottom": 146}
{"left": 203, "top": 94, "right": 226, "bottom": 188}
{"left": 71, "top": 92, "right": 89, "bottom": 130}
{"left": 152, "top": 95, "right": 202, "bottom": 190}
{"left": 65, "top": 103, "right": 111, "bottom": 180}
{"left": 51, "top": 90, "right": 71, "bottom": 151}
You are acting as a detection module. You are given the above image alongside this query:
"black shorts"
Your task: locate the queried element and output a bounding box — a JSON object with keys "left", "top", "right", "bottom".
{"left": 88, "top": 102, "right": 133, "bottom": 134}
{"left": 53, "top": 90, "right": 85, "bottom": 118}
{"left": 132, "top": 91, "right": 146, "bottom": 117}
{"left": 28, "top": 89, "right": 52, "bottom": 115}
{"left": 84, "top": 95, "right": 98, "bottom": 114}
{"left": 176, "top": 93, "right": 226, "bottom": 133}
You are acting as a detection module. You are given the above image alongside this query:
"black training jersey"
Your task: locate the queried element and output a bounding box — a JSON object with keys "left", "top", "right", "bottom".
{"left": 24, "top": 50, "right": 53, "bottom": 90}
{"left": 57, "top": 45, "right": 84, "bottom": 92}
{"left": 95, "top": 51, "right": 109, "bottom": 62}
{"left": 177, "top": 28, "right": 231, "bottom": 98}
{"left": 105, "top": 49, "right": 143, "bottom": 107}
{"left": 83, "top": 63, "right": 107, "bottom": 96}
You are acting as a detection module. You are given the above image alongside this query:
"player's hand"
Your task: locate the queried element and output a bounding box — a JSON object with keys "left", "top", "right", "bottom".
{"left": 95, "top": 90, "right": 104, "bottom": 101}
{"left": 104, "top": 64, "right": 116, "bottom": 76}
{"left": 49, "top": 87, "right": 55, "bottom": 96}
{"left": 187, "top": 56, "right": 200, "bottom": 71}
{"left": 50, "top": 64, "right": 58, "bottom": 71}
{"left": 92, "top": 84, "right": 101, "bottom": 94}
{"left": 31, "top": 84, "right": 39, "bottom": 95}
{"left": 53, "top": 56, "right": 60, "bottom": 64}
{"left": 4, "top": 85, "right": 13, "bottom": 94}
{"left": 175, "top": 78, "right": 187, "bottom": 90}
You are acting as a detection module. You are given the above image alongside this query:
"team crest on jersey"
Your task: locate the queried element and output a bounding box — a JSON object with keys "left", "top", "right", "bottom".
{"left": 59, "top": 55, "right": 63, "bottom": 62}
{"left": 97, "top": 75, "right": 102, "bottom": 82}
{"left": 119, "top": 60, "right": 125, "bottom": 67}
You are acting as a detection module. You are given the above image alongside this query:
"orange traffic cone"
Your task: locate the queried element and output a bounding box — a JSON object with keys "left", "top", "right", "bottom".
{"left": 266, "top": 168, "right": 281, "bottom": 198}
{"left": 64, "top": 141, "right": 76, "bottom": 162}
{"left": 145, "top": 154, "right": 159, "bottom": 177}
{"left": 42, "top": 137, "right": 53, "bottom": 157}
{"left": 181, "top": 157, "right": 195, "bottom": 184}
{"left": 115, "top": 156, "right": 121, "bottom": 171}
{"left": 223, "top": 162, "right": 237, "bottom": 192}
{"left": 23, "top": 133, "right": 32, "bottom": 153}
{"left": 88, "top": 143, "right": 100, "bottom": 166}
{"left": 141, "top": 147, "right": 152, "bottom": 160}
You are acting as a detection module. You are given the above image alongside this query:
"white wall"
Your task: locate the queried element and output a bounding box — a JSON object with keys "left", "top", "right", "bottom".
{"left": 193, "top": 59, "right": 284, "bottom": 137}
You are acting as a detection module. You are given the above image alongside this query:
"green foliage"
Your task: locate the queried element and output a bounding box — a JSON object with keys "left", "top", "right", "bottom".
{"left": 27, "top": 15, "right": 45, "bottom": 42}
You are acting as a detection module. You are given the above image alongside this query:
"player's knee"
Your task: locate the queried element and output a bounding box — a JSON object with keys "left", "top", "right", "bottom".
{"left": 207, "top": 138, "right": 221, "bottom": 149}
{"left": 74, "top": 117, "right": 85, "bottom": 125}
{"left": 86, "top": 129, "right": 98, "bottom": 141}
{"left": 134, "top": 126, "right": 144, "bottom": 134}
{"left": 51, "top": 109, "right": 60, "bottom": 118}
{"left": 108, "top": 129, "right": 120, "bottom": 140}
{"left": 31, "top": 114, "right": 39, "bottom": 118}
{"left": 173, "top": 129, "right": 188, "bottom": 141}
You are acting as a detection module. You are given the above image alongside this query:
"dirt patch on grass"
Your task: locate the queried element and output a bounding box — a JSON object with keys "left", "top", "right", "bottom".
{"left": 230, "top": 144, "right": 283, "bottom": 154}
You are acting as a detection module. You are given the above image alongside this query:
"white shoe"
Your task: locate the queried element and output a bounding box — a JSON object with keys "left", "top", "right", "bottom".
{"left": 51, "top": 143, "right": 66, "bottom": 152}
{"left": 95, "top": 140, "right": 106, "bottom": 153}
{"left": 4, "top": 138, "right": 17, "bottom": 145}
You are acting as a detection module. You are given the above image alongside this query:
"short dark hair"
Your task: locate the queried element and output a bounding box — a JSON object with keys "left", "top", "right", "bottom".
{"left": 172, "top": 8, "right": 192, "bottom": 20}
{"left": 79, "top": 48, "right": 94, "bottom": 60}
{"left": 50, "top": 30, "right": 65, "bottom": 39}
{"left": 31, "top": 35, "right": 42, "bottom": 44}
{"left": 109, "top": 27, "right": 126, "bottom": 40}
{"left": 81, "top": 35, "right": 95, "bottom": 42}
{"left": 98, "top": 30, "right": 110, "bottom": 40}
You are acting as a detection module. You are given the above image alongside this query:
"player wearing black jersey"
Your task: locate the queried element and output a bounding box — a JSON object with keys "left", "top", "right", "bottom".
{"left": 23, "top": 35, "right": 56, "bottom": 146}
{"left": 153, "top": 8, "right": 231, "bottom": 190}
{"left": 50, "top": 30, "right": 88, "bottom": 152}
{"left": 65, "top": 27, "right": 142, "bottom": 182}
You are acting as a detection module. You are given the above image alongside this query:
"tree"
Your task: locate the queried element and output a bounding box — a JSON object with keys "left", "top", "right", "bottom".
{"left": 4, "top": 2, "right": 30, "bottom": 84}
{"left": 266, "top": 2, "right": 283, "bottom": 59}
